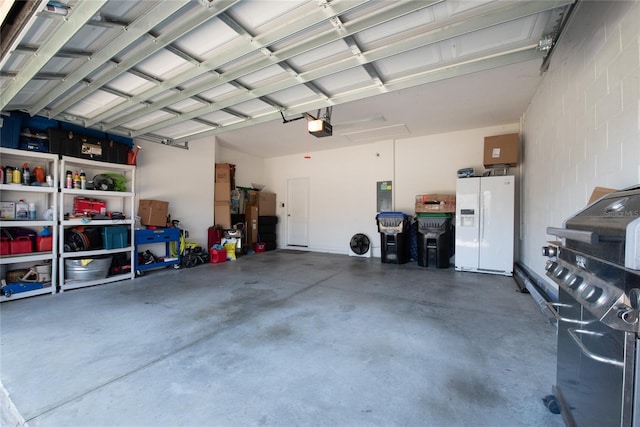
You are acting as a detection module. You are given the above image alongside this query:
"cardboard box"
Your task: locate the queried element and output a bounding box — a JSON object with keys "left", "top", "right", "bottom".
{"left": 215, "top": 163, "right": 235, "bottom": 184}
{"left": 215, "top": 181, "right": 231, "bottom": 201}
{"left": 415, "top": 194, "right": 456, "bottom": 213}
{"left": 484, "top": 133, "right": 519, "bottom": 167}
{"left": 245, "top": 204, "right": 259, "bottom": 246}
{"left": 0, "top": 201, "right": 16, "bottom": 220}
{"left": 214, "top": 201, "right": 231, "bottom": 229}
{"left": 246, "top": 190, "right": 276, "bottom": 215}
{"left": 258, "top": 192, "right": 276, "bottom": 216}
{"left": 588, "top": 187, "right": 617, "bottom": 205}
{"left": 138, "top": 200, "right": 169, "bottom": 227}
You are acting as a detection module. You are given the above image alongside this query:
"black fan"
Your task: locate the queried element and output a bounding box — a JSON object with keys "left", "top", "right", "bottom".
{"left": 92, "top": 174, "right": 115, "bottom": 191}
{"left": 350, "top": 233, "right": 370, "bottom": 255}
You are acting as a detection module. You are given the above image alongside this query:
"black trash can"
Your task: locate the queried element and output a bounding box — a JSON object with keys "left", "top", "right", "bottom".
{"left": 376, "top": 212, "right": 410, "bottom": 264}
{"left": 416, "top": 213, "right": 452, "bottom": 268}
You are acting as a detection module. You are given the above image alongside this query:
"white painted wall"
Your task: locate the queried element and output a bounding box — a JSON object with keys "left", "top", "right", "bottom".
{"left": 134, "top": 137, "right": 216, "bottom": 248}
{"left": 521, "top": 0, "right": 640, "bottom": 295}
{"left": 254, "top": 123, "right": 519, "bottom": 256}
{"left": 394, "top": 124, "right": 519, "bottom": 213}
{"left": 216, "top": 145, "right": 265, "bottom": 190}
{"left": 263, "top": 140, "right": 395, "bottom": 255}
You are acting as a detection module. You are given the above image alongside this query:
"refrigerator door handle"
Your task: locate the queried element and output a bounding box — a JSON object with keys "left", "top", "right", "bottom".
{"left": 480, "top": 192, "right": 486, "bottom": 243}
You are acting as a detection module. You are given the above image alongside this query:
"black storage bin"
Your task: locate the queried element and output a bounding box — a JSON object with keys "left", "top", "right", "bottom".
{"left": 78, "top": 134, "right": 105, "bottom": 161}
{"left": 48, "top": 128, "right": 79, "bottom": 156}
{"left": 258, "top": 215, "right": 278, "bottom": 225}
{"left": 376, "top": 212, "right": 410, "bottom": 264}
{"left": 416, "top": 213, "right": 452, "bottom": 268}
{"left": 105, "top": 139, "right": 128, "bottom": 164}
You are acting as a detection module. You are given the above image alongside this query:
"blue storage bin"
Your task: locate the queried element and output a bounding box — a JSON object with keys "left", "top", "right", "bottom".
{"left": 102, "top": 226, "right": 129, "bottom": 249}
{"left": 0, "top": 113, "right": 22, "bottom": 149}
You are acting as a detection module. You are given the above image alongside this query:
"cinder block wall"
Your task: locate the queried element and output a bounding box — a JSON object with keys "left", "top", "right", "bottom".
{"left": 521, "top": 0, "right": 640, "bottom": 295}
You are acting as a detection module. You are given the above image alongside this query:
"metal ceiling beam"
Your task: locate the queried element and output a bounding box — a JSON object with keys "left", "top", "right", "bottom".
{"left": 130, "top": 0, "right": 568, "bottom": 137}
{"left": 169, "top": 47, "right": 545, "bottom": 145}
{"left": 13, "top": 45, "right": 92, "bottom": 59}
{"left": 0, "top": 0, "right": 107, "bottom": 110}
{"left": 32, "top": 0, "right": 197, "bottom": 117}
{"left": 0, "top": 0, "right": 44, "bottom": 66}
{"left": 103, "top": 0, "right": 437, "bottom": 132}
{"left": 39, "top": 1, "right": 241, "bottom": 118}
{"left": 86, "top": 0, "right": 377, "bottom": 127}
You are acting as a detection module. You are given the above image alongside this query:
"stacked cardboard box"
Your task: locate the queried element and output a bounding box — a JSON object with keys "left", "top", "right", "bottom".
{"left": 244, "top": 190, "right": 277, "bottom": 248}
{"left": 483, "top": 133, "right": 519, "bottom": 167}
{"left": 138, "top": 199, "right": 169, "bottom": 226}
{"left": 246, "top": 190, "right": 276, "bottom": 216}
{"left": 415, "top": 194, "right": 456, "bottom": 213}
{"left": 214, "top": 163, "right": 235, "bottom": 229}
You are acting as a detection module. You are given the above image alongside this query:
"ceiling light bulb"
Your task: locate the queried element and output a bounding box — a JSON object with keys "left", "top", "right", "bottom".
{"left": 308, "top": 119, "right": 323, "bottom": 132}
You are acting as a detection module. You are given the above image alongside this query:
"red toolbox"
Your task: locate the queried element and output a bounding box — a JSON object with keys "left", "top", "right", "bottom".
{"left": 10, "top": 236, "right": 33, "bottom": 254}
{"left": 73, "top": 197, "right": 107, "bottom": 215}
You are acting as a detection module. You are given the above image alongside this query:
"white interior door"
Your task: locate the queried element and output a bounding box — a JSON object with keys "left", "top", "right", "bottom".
{"left": 286, "top": 177, "right": 309, "bottom": 247}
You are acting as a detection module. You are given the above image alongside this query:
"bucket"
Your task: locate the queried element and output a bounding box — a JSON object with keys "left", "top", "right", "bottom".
{"left": 254, "top": 242, "right": 266, "bottom": 253}
{"left": 65, "top": 256, "right": 112, "bottom": 280}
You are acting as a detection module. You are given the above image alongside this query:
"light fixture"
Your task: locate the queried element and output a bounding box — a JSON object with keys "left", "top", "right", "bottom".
{"left": 307, "top": 106, "right": 333, "bottom": 138}
{"left": 308, "top": 119, "right": 332, "bottom": 137}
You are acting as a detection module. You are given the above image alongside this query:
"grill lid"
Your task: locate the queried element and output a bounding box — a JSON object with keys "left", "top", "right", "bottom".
{"left": 547, "top": 186, "right": 640, "bottom": 269}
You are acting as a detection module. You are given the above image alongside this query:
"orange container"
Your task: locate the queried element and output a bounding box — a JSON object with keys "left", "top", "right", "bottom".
{"left": 36, "top": 235, "right": 53, "bottom": 252}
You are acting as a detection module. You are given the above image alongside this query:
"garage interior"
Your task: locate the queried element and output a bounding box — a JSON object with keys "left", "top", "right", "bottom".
{"left": 1, "top": 0, "right": 639, "bottom": 426}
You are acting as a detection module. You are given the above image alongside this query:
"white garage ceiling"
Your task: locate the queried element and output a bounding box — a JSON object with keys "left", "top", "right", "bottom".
{"left": 1, "top": 0, "right": 574, "bottom": 157}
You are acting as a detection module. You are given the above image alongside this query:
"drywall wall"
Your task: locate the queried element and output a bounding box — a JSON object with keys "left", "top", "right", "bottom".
{"left": 255, "top": 123, "right": 519, "bottom": 256}
{"left": 521, "top": 0, "right": 640, "bottom": 295}
{"left": 216, "top": 145, "right": 265, "bottom": 190}
{"left": 394, "top": 124, "right": 519, "bottom": 213}
{"left": 135, "top": 137, "right": 216, "bottom": 248}
{"left": 263, "top": 140, "right": 395, "bottom": 256}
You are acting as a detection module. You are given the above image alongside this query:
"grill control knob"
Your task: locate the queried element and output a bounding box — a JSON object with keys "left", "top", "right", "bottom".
{"left": 542, "top": 246, "right": 558, "bottom": 257}
{"left": 582, "top": 285, "right": 604, "bottom": 303}
{"left": 618, "top": 307, "right": 639, "bottom": 325}
{"left": 545, "top": 261, "right": 558, "bottom": 272}
{"left": 629, "top": 289, "right": 640, "bottom": 310}
{"left": 566, "top": 275, "right": 583, "bottom": 290}
{"left": 554, "top": 267, "right": 569, "bottom": 279}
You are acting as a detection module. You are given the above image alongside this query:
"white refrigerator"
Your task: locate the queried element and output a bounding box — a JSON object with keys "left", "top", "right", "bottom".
{"left": 455, "top": 175, "right": 515, "bottom": 276}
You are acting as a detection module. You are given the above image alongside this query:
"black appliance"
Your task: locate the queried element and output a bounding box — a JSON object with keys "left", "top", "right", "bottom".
{"left": 543, "top": 186, "right": 640, "bottom": 427}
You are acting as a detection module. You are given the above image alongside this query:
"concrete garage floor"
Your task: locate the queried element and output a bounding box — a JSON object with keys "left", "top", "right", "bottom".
{"left": 1, "top": 251, "right": 562, "bottom": 427}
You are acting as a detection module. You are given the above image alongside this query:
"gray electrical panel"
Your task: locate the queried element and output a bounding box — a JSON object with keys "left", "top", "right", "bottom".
{"left": 377, "top": 181, "right": 392, "bottom": 212}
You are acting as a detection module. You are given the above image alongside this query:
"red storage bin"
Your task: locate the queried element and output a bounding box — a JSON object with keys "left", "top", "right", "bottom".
{"left": 209, "top": 248, "right": 227, "bottom": 263}
{"left": 254, "top": 242, "right": 266, "bottom": 253}
{"left": 0, "top": 237, "right": 10, "bottom": 255}
{"left": 10, "top": 236, "right": 33, "bottom": 254}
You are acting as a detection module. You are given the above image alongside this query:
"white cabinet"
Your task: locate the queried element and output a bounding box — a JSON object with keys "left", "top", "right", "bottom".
{"left": 1, "top": 148, "right": 59, "bottom": 301}
{"left": 58, "top": 156, "right": 135, "bottom": 291}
